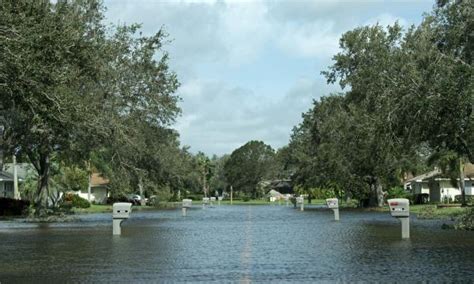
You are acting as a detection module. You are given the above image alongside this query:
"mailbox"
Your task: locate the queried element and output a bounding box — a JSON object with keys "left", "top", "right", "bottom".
{"left": 112, "top": 202, "right": 132, "bottom": 235}
{"left": 113, "top": 202, "right": 132, "bottom": 219}
{"left": 388, "top": 198, "right": 409, "bottom": 218}
{"left": 326, "top": 198, "right": 339, "bottom": 209}
{"left": 296, "top": 196, "right": 304, "bottom": 204}
{"left": 182, "top": 199, "right": 192, "bottom": 208}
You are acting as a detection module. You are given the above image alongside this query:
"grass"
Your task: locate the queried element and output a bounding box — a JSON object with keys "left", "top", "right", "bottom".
{"left": 414, "top": 205, "right": 468, "bottom": 219}
{"left": 73, "top": 200, "right": 471, "bottom": 220}
{"left": 72, "top": 204, "right": 162, "bottom": 214}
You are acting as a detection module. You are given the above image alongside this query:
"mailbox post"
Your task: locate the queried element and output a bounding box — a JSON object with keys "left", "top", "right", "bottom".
{"left": 182, "top": 199, "right": 192, "bottom": 217}
{"left": 112, "top": 202, "right": 132, "bottom": 235}
{"left": 210, "top": 196, "right": 216, "bottom": 207}
{"left": 296, "top": 196, "right": 304, "bottom": 211}
{"left": 202, "top": 197, "right": 209, "bottom": 209}
{"left": 326, "top": 198, "right": 339, "bottom": 221}
{"left": 388, "top": 198, "right": 410, "bottom": 239}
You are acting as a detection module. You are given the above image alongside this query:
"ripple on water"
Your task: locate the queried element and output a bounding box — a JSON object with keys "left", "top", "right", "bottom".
{"left": 0, "top": 205, "right": 473, "bottom": 282}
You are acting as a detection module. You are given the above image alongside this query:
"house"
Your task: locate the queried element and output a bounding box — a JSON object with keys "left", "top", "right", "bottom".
{"left": 0, "top": 163, "right": 30, "bottom": 199}
{"left": 267, "top": 189, "right": 284, "bottom": 201}
{"left": 405, "top": 163, "right": 474, "bottom": 203}
{"left": 0, "top": 171, "right": 15, "bottom": 198}
{"left": 75, "top": 173, "right": 109, "bottom": 204}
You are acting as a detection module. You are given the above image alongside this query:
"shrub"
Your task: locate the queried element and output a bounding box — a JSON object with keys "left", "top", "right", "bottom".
{"left": 454, "top": 195, "right": 474, "bottom": 204}
{"left": 0, "top": 198, "right": 30, "bottom": 216}
{"left": 242, "top": 195, "right": 251, "bottom": 202}
{"left": 386, "top": 186, "right": 413, "bottom": 202}
{"left": 454, "top": 208, "right": 474, "bottom": 230}
{"left": 63, "top": 193, "right": 90, "bottom": 208}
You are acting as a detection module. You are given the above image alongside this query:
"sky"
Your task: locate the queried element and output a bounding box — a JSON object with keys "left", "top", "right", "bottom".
{"left": 103, "top": 0, "right": 434, "bottom": 156}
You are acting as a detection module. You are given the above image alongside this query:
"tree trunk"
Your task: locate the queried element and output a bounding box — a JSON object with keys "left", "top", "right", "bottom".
{"left": 35, "top": 153, "right": 50, "bottom": 211}
{"left": 0, "top": 124, "right": 3, "bottom": 171}
{"left": 459, "top": 158, "right": 467, "bottom": 207}
{"left": 138, "top": 176, "right": 145, "bottom": 206}
{"left": 13, "top": 155, "right": 19, "bottom": 199}
{"left": 368, "top": 178, "right": 384, "bottom": 207}
{"left": 376, "top": 181, "right": 384, "bottom": 207}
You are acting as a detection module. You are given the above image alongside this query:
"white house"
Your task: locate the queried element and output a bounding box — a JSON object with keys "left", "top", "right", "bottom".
{"left": 75, "top": 173, "right": 109, "bottom": 204}
{"left": 0, "top": 171, "right": 15, "bottom": 198}
{"left": 406, "top": 163, "right": 474, "bottom": 203}
{"left": 0, "top": 163, "right": 30, "bottom": 199}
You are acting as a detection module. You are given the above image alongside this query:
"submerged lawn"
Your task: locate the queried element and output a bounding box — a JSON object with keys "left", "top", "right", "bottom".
{"left": 73, "top": 200, "right": 470, "bottom": 220}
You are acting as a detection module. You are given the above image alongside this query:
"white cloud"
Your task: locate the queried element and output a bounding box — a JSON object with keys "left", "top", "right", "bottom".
{"left": 364, "top": 13, "right": 408, "bottom": 28}
{"left": 103, "top": 0, "right": 431, "bottom": 155}
{"left": 277, "top": 21, "right": 341, "bottom": 58}
{"left": 174, "top": 77, "right": 333, "bottom": 155}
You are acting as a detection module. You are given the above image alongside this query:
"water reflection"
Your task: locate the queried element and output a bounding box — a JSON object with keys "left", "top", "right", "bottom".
{"left": 0, "top": 205, "right": 473, "bottom": 282}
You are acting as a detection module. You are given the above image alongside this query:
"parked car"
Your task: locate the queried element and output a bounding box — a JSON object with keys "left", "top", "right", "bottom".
{"left": 127, "top": 194, "right": 142, "bottom": 205}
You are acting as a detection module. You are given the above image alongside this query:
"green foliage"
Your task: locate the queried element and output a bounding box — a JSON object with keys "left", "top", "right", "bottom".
{"left": 63, "top": 193, "right": 90, "bottom": 209}
{"left": 285, "top": 1, "right": 473, "bottom": 207}
{"left": 386, "top": 187, "right": 413, "bottom": 201}
{"left": 20, "top": 175, "right": 38, "bottom": 202}
{"left": 454, "top": 208, "right": 474, "bottom": 230}
{"left": 455, "top": 195, "right": 474, "bottom": 204}
{"left": 51, "top": 164, "right": 88, "bottom": 193}
{"left": 0, "top": 1, "right": 181, "bottom": 211}
{"left": 224, "top": 141, "right": 276, "bottom": 198}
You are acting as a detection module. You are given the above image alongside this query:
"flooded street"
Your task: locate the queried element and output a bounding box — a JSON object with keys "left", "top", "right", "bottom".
{"left": 1, "top": 205, "right": 473, "bottom": 282}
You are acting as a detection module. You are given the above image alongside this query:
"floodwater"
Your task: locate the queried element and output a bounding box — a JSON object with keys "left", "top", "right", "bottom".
{"left": 1, "top": 205, "right": 473, "bottom": 283}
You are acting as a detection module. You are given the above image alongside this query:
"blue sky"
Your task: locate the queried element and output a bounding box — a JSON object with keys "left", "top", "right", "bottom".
{"left": 103, "top": 0, "right": 434, "bottom": 156}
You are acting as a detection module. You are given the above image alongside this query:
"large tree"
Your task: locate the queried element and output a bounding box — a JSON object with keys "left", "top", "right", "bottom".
{"left": 224, "top": 141, "right": 276, "bottom": 198}
{"left": 0, "top": 0, "right": 108, "bottom": 209}
{"left": 0, "top": 1, "right": 180, "bottom": 210}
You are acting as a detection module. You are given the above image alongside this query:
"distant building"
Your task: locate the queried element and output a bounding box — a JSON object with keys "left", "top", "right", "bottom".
{"left": 0, "top": 163, "right": 31, "bottom": 199}
{"left": 0, "top": 171, "right": 16, "bottom": 198}
{"left": 405, "top": 163, "right": 474, "bottom": 203}
{"left": 75, "top": 173, "right": 109, "bottom": 204}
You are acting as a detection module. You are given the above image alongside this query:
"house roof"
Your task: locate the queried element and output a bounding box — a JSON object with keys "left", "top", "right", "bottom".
{"left": 406, "top": 169, "right": 442, "bottom": 183}
{"left": 91, "top": 173, "right": 109, "bottom": 187}
{"left": 406, "top": 163, "right": 474, "bottom": 183}
{"left": 267, "top": 189, "right": 283, "bottom": 197}
{"left": 0, "top": 171, "right": 14, "bottom": 182}
{"left": 465, "top": 163, "right": 474, "bottom": 178}
{"left": 3, "top": 163, "right": 36, "bottom": 180}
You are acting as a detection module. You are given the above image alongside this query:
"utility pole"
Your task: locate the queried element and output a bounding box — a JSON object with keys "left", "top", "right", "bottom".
{"left": 13, "top": 154, "right": 19, "bottom": 199}
{"left": 459, "top": 158, "right": 466, "bottom": 206}
{"left": 87, "top": 160, "right": 92, "bottom": 202}
{"left": 0, "top": 125, "right": 4, "bottom": 171}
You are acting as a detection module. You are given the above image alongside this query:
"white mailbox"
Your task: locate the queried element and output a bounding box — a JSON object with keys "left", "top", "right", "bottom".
{"left": 296, "top": 196, "right": 304, "bottom": 211}
{"left": 182, "top": 199, "right": 192, "bottom": 208}
{"left": 326, "top": 198, "right": 340, "bottom": 221}
{"left": 112, "top": 202, "right": 132, "bottom": 235}
{"left": 388, "top": 198, "right": 410, "bottom": 239}
{"left": 326, "top": 198, "right": 339, "bottom": 209}
{"left": 388, "top": 198, "right": 409, "bottom": 218}
{"left": 113, "top": 202, "right": 132, "bottom": 219}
